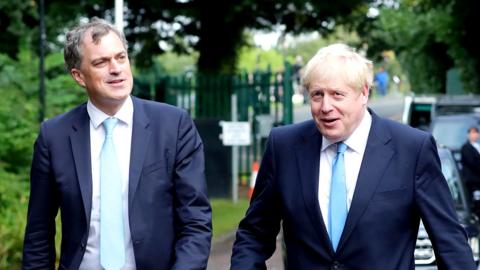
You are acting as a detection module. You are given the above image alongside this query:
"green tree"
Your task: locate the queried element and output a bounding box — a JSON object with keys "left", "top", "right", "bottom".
{"left": 283, "top": 25, "right": 362, "bottom": 66}
{"left": 440, "top": 0, "right": 480, "bottom": 92}
{"left": 0, "top": 170, "right": 28, "bottom": 269}
{"left": 237, "top": 46, "right": 285, "bottom": 73}
{"left": 0, "top": 52, "right": 38, "bottom": 174}
{"left": 0, "top": 48, "right": 84, "bottom": 174}
{"left": 125, "top": 0, "right": 372, "bottom": 73}
{"left": 355, "top": 0, "right": 480, "bottom": 93}
{"left": 372, "top": 5, "right": 453, "bottom": 93}
{"left": 2, "top": 0, "right": 372, "bottom": 74}
{"left": 0, "top": 1, "right": 37, "bottom": 59}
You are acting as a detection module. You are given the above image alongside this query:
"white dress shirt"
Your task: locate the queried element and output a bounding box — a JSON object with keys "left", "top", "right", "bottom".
{"left": 318, "top": 110, "right": 372, "bottom": 235}
{"left": 471, "top": 141, "right": 480, "bottom": 154}
{"left": 79, "top": 96, "right": 136, "bottom": 270}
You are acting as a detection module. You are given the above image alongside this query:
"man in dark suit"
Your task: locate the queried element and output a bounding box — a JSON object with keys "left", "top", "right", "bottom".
{"left": 461, "top": 127, "right": 480, "bottom": 203}
{"left": 231, "top": 43, "right": 475, "bottom": 269}
{"left": 23, "top": 18, "right": 212, "bottom": 269}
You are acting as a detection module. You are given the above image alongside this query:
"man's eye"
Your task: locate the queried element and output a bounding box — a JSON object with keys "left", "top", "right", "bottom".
{"left": 311, "top": 91, "right": 323, "bottom": 97}
{"left": 93, "top": 61, "right": 106, "bottom": 67}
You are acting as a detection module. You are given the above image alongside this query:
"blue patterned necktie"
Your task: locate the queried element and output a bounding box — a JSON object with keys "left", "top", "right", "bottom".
{"left": 329, "top": 142, "right": 348, "bottom": 251}
{"left": 100, "top": 117, "right": 125, "bottom": 270}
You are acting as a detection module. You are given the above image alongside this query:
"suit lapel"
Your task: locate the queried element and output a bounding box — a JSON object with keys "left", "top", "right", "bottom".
{"left": 296, "top": 121, "right": 333, "bottom": 253}
{"left": 128, "top": 97, "right": 151, "bottom": 207}
{"left": 469, "top": 143, "right": 480, "bottom": 158}
{"left": 337, "top": 111, "right": 394, "bottom": 251}
{"left": 69, "top": 105, "right": 93, "bottom": 224}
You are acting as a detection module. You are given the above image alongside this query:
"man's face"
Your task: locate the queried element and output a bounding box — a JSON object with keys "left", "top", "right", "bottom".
{"left": 469, "top": 129, "right": 479, "bottom": 142}
{"left": 309, "top": 79, "right": 369, "bottom": 142}
{"left": 71, "top": 30, "right": 133, "bottom": 114}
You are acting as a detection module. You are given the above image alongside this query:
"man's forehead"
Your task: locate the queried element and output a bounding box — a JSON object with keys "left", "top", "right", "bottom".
{"left": 80, "top": 31, "right": 124, "bottom": 52}
{"left": 82, "top": 29, "right": 106, "bottom": 45}
{"left": 309, "top": 80, "right": 351, "bottom": 91}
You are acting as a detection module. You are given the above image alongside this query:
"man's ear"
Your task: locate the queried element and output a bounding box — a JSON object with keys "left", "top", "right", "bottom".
{"left": 70, "top": 68, "right": 86, "bottom": 88}
{"left": 361, "top": 84, "right": 369, "bottom": 104}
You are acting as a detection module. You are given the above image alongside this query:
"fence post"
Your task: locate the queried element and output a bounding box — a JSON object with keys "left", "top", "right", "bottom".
{"left": 283, "top": 61, "right": 293, "bottom": 124}
{"left": 231, "top": 93, "right": 239, "bottom": 203}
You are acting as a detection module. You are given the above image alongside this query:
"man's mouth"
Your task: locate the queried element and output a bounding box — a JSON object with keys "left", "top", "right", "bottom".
{"left": 322, "top": 118, "right": 338, "bottom": 123}
{"left": 107, "top": 79, "right": 124, "bottom": 85}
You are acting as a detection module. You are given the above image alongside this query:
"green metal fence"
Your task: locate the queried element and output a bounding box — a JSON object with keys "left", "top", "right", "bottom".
{"left": 162, "top": 65, "right": 293, "bottom": 120}
{"left": 134, "top": 62, "right": 294, "bottom": 185}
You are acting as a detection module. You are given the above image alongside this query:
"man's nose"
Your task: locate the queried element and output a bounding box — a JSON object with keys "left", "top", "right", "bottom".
{"left": 321, "top": 96, "right": 333, "bottom": 112}
{"left": 109, "top": 60, "right": 121, "bottom": 73}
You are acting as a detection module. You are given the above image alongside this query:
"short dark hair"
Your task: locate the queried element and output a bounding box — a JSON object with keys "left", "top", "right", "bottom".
{"left": 63, "top": 17, "right": 128, "bottom": 72}
{"left": 468, "top": 126, "right": 479, "bottom": 133}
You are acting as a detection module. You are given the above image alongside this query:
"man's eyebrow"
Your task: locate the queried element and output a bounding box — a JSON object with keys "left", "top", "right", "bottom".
{"left": 90, "top": 56, "right": 109, "bottom": 64}
{"left": 90, "top": 51, "right": 126, "bottom": 64}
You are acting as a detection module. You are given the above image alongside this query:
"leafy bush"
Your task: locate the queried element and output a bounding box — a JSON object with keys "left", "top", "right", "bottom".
{"left": 0, "top": 50, "right": 84, "bottom": 174}
{"left": 0, "top": 169, "right": 28, "bottom": 269}
{"left": 0, "top": 49, "right": 80, "bottom": 268}
{"left": 0, "top": 52, "right": 38, "bottom": 174}
{"left": 44, "top": 52, "right": 86, "bottom": 118}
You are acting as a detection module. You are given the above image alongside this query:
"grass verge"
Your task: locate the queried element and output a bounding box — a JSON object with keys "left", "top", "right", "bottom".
{"left": 211, "top": 198, "right": 250, "bottom": 240}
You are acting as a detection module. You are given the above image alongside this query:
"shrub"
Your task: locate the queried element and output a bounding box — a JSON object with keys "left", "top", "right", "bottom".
{"left": 0, "top": 169, "right": 29, "bottom": 269}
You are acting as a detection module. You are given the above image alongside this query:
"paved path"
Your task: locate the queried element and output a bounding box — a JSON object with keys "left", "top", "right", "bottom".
{"left": 207, "top": 232, "right": 284, "bottom": 270}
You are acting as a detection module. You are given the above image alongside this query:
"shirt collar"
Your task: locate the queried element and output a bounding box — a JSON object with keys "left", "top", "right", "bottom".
{"left": 87, "top": 96, "right": 134, "bottom": 128}
{"left": 472, "top": 141, "right": 480, "bottom": 149}
{"left": 321, "top": 109, "right": 372, "bottom": 153}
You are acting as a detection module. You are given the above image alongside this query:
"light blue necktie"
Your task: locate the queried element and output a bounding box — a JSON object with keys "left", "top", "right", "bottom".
{"left": 100, "top": 117, "right": 125, "bottom": 270}
{"left": 329, "top": 142, "right": 348, "bottom": 251}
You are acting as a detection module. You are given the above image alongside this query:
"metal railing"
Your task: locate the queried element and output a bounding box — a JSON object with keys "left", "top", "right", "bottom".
{"left": 133, "top": 63, "right": 294, "bottom": 186}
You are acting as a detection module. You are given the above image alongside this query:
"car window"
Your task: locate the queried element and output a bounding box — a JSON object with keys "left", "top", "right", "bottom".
{"left": 410, "top": 105, "right": 431, "bottom": 130}
{"left": 431, "top": 117, "right": 477, "bottom": 150}
{"left": 438, "top": 149, "right": 463, "bottom": 209}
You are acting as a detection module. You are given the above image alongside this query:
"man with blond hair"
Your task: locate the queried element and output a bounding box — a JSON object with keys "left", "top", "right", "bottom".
{"left": 231, "top": 43, "right": 475, "bottom": 269}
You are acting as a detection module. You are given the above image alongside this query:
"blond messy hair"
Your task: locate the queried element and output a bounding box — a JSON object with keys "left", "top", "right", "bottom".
{"left": 302, "top": 43, "right": 373, "bottom": 92}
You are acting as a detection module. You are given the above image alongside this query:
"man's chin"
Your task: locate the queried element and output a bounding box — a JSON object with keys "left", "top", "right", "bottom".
{"left": 318, "top": 128, "right": 343, "bottom": 142}
{"left": 108, "top": 89, "right": 132, "bottom": 100}
{"left": 109, "top": 95, "right": 130, "bottom": 104}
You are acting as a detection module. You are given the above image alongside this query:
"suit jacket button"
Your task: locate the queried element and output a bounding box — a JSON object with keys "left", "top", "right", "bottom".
{"left": 81, "top": 242, "right": 86, "bottom": 250}
{"left": 331, "top": 261, "right": 341, "bottom": 269}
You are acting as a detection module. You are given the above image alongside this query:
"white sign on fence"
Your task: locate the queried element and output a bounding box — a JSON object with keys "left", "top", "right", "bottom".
{"left": 219, "top": 121, "right": 251, "bottom": 146}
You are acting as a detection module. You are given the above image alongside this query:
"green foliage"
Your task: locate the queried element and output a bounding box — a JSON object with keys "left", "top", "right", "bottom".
{"left": 0, "top": 0, "right": 37, "bottom": 59}
{"left": 371, "top": 5, "right": 453, "bottom": 93}
{"left": 379, "top": 53, "right": 412, "bottom": 95}
{"left": 154, "top": 51, "right": 199, "bottom": 76}
{"left": 44, "top": 52, "right": 86, "bottom": 118}
{"left": 0, "top": 169, "right": 29, "bottom": 269}
{"left": 440, "top": 0, "right": 480, "bottom": 92}
{"left": 0, "top": 52, "right": 38, "bottom": 173}
{"left": 237, "top": 47, "right": 285, "bottom": 73}
{"left": 366, "top": 0, "right": 480, "bottom": 93}
{"left": 0, "top": 49, "right": 83, "bottom": 173}
{"left": 284, "top": 26, "right": 362, "bottom": 64}
{"left": 237, "top": 26, "right": 363, "bottom": 74}
{"left": 2, "top": 1, "right": 374, "bottom": 74}
{"left": 0, "top": 48, "right": 83, "bottom": 268}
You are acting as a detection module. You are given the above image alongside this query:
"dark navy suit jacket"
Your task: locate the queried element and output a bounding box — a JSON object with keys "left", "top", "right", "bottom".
{"left": 461, "top": 141, "right": 480, "bottom": 189}
{"left": 231, "top": 110, "right": 475, "bottom": 270}
{"left": 23, "top": 96, "right": 212, "bottom": 269}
